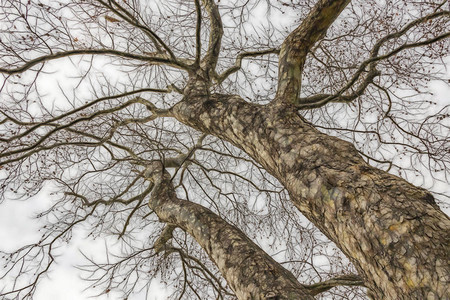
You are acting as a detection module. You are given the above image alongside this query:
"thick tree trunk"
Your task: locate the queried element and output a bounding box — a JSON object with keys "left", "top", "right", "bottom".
{"left": 146, "top": 161, "right": 314, "bottom": 300}
{"left": 172, "top": 94, "right": 450, "bottom": 300}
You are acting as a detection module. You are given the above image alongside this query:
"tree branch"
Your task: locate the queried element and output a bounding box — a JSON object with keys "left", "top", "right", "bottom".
{"left": 144, "top": 160, "right": 314, "bottom": 300}
{"left": 153, "top": 224, "right": 177, "bottom": 254}
{"left": 200, "top": 0, "right": 223, "bottom": 74}
{"left": 0, "top": 49, "right": 187, "bottom": 75}
{"left": 95, "top": 0, "right": 180, "bottom": 62}
{"left": 294, "top": 10, "right": 449, "bottom": 109}
{"left": 275, "top": 0, "right": 351, "bottom": 105}
{"left": 304, "top": 274, "right": 365, "bottom": 296}
{"left": 118, "top": 199, "right": 145, "bottom": 238}
{"left": 194, "top": 0, "right": 202, "bottom": 65}
{"left": 214, "top": 48, "right": 280, "bottom": 84}
{"left": 297, "top": 66, "right": 380, "bottom": 109}
{"left": 174, "top": 248, "right": 235, "bottom": 297}
{"left": 0, "top": 88, "right": 168, "bottom": 142}
{"left": 0, "top": 204, "right": 98, "bottom": 299}
{"left": 1, "top": 97, "right": 172, "bottom": 166}
{"left": 1, "top": 97, "right": 155, "bottom": 158}
{"left": 65, "top": 181, "right": 154, "bottom": 208}
{"left": 303, "top": 11, "right": 450, "bottom": 108}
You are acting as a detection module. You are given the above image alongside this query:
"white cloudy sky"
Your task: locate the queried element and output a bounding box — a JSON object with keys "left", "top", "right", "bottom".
{"left": 0, "top": 2, "right": 449, "bottom": 300}
{"left": 0, "top": 185, "right": 170, "bottom": 300}
{"left": 1, "top": 66, "right": 448, "bottom": 300}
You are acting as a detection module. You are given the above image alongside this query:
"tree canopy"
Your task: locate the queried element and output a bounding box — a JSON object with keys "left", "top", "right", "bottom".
{"left": 0, "top": 0, "right": 449, "bottom": 299}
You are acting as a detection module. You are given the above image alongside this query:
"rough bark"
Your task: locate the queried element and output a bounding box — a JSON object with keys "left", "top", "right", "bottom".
{"left": 171, "top": 94, "right": 450, "bottom": 300}
{"left": 0, "top": 0, "right": 448, "bottom": 299}
{"left": 276, "top": 0, "right": 351, "bottom": 105}
{"left": 145, "top": 161, "right": 314, "bottom": 300}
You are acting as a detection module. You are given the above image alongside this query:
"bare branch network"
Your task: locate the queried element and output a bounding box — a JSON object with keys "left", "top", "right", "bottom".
{"left": 0, "top": 0, "right": 449, "bottom": 299}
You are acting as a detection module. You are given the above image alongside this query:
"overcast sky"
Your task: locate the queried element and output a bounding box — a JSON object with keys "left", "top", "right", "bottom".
{"left": 1, "top": 2, "right": 449, "bottom": 300}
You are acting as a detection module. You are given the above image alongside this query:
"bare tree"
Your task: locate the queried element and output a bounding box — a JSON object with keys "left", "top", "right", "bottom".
{"left": 0, "top": 0, "right": 449, "bottom": 299}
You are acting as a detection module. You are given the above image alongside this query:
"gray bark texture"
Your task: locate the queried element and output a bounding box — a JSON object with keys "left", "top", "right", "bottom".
{"left": 146, "top": 161, "right": 314, "bottom": 300}
{"left": 0, "top": 0, "right": 449, "bottom": 299}
{"left": 171, "top": 93, "right": 450, "bottom": 300}
{"left": 164, "top": 0, "right": 450, "bottom": 298}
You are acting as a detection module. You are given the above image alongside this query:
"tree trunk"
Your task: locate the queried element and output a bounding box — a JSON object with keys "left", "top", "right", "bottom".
{"left": 146, "top": 161, "right": 314, "bottom": 300}
{"left": 172, "top": 94, "right": 450, "bottom": 300}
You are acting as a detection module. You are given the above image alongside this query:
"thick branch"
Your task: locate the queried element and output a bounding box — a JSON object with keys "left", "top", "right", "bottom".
{"left": 200, "top": 0, "right": 223, "bottom": 74}
{"left": 145, "top": 161, "right": 314, "bottom": 300}
{"left": 153, "top": 224, "right": 177, "bottom": 254}
{"left": 194, "top": 0, "right": 202, "bottom": 65}
{"left": 275, "top": 0, "right": 351, "bottom": 105}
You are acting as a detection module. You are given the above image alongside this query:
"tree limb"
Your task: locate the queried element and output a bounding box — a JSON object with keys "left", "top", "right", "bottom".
{"left": 296, "top": 67, "right": 380, "bottom": 109}
{"left": 200, "top": 0, "right": 224, "bottom": 74}
{"left": 95, "top": 0, "right": 180, "bottom": 62}
{"left": 153, "top": 224, "right": 177, "bottom": 254}
{"left": 304, "top": 274, "right": 365, "bottom": 296}
{"left": 302, "top": 11, "right": 450, "bottom": 108}
{"left": 214, "top": 48, "right": 280, "bottom": 84}
{"left": 0, "top": 97, "right": 156, "bottom": 158}
{"left": 0, "top": 49, "right": 187, "bottom": 75}
{"left": 193, "top": 0, "right": 203, "bottom": 66}
{"left": 144, "top": 160, "right": 314, "bottom": 300}
{"left": 0, "top": 88, "right": 168, "bottom": 142}
{"left": 294, "top": 10, "right": 449, "bottom": 109}
{"left": 275, "top": 0, "right": 351, "bottom": 105}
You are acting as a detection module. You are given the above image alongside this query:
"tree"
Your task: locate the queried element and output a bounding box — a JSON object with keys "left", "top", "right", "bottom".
{"left": 0, "top": 0, "right": 449, "bottom": 299}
